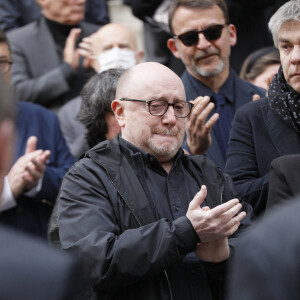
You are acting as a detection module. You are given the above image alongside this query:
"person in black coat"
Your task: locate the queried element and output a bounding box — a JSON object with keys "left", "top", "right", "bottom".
{"left": 225, "top": 0, "right": 300, "bottom": 217}
{"left": 55, "top": 62, "right": 252, "bottom": 300}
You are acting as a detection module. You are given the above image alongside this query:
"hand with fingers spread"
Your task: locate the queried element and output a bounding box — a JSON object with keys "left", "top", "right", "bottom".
{"left": 186, "top": 96, "right": 219, "bottom": 155}
{"left": 7, "top": 136, "right": 51, "bottom": 198}
{"left": 186, "top": 185, "right": 246, "bottom": 243}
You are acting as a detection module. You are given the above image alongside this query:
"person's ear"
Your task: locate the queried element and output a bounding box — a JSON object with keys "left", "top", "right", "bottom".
{"left": 135, "top": 51, "right": 144, "bottom": 64}
{"left": 111, "top": 100, "right": 125, "bottom": 128}
{"left": 228, "top": 24, "right": 237, "bottom": 47}
{"left": 167, "top": 38, "right": 182, "bottom": 59}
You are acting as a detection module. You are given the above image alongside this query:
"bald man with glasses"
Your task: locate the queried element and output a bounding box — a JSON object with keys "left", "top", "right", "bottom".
{"left": 55, "top": 62, "right": 252, "bottom": 300}
{"left": 167, "top": 0, "right": 265, "bottom": 169}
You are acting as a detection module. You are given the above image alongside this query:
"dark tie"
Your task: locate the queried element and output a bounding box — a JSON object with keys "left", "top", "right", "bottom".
{"left": 212, "top": 93, "right": 233, "bottom": 160}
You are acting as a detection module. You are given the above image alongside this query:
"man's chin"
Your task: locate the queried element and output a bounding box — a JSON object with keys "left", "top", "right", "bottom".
{"left": 149, "top": 141, "right": 180, "bottom": 157}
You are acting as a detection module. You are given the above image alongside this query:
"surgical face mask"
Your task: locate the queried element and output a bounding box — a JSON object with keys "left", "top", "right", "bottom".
{"left": 96, "top": 47, "right": 136, "bottom": 72}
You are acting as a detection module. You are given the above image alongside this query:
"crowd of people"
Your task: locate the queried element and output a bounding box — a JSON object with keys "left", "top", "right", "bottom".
{"left": 0, "top": 0, "right": 299, "bottom": 299}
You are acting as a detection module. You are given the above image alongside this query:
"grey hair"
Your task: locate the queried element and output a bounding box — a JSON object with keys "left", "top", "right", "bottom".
{"left": 77, "top": 68, "right": 124, "bottom": 148}
{"left": 269, "top": 0, "right": 300, "bottom": 47}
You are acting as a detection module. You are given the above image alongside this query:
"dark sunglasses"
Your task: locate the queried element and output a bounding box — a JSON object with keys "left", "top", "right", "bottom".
{"left": 174, "top": 24, "right": 226, "bottom": 47}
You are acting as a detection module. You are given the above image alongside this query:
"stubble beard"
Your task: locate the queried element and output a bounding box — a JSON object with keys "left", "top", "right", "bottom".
{"left": 181, "top": 47, "right": 229, "bottom": 79}
{"left": 147, "top": 128, "right": 183, "bottom": 158}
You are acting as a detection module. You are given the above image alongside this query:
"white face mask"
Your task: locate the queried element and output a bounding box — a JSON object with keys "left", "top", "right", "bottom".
{"left": 96, "top": 47, "right": 136, "bottom": 72}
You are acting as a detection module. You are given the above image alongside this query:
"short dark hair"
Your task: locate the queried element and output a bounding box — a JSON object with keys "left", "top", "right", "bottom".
{"left": 240, "top": 47, "right": 280, "bottom": 81}
{"left": 168, "top": 0, "right": 230, "bottom": 34}
{"left": 0, "top": 28, "right": 11, "bottom": 54}
{"left": 77, "top": 68, "right": 124, "bottom": 148}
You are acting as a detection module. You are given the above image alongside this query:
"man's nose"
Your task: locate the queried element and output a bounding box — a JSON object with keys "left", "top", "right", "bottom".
{"left": 290, "top": 45, "right": 300, "bottom": 65}
{"left": 196, "top": 33, "right": 212, "bottom": 50}
{"left": 162, "top": 105, "right": 177, "bottom": 125}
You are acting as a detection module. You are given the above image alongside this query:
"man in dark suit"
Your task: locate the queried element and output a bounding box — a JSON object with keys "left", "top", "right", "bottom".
{"left": 0, "top": 28, "right": 75, "bottom": 238}
{"left": 167, "top": 0, "right": 265, "bottom": 169}
{"left": 0, "top": 72, "right": 84, "bottom": 300}
{"left": 7, "top": 0, "right": 99, "bottom": 111}
{"left": 225, "top": 0, "right": 300, "bottom": 216}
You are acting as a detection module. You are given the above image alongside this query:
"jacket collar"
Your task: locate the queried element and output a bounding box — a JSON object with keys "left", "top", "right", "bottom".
{"left": 83, "top": 136, "right": 157, "bottom": 226}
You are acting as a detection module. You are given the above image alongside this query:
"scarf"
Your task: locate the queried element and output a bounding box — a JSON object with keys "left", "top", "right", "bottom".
{"left": 268, "top": 66, "right": 300, "bottom": 133}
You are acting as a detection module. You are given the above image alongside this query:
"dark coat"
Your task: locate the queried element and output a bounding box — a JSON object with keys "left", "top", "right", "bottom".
{"left": 266, "top": 154, "right": 300, "bottom": 212}
{"left": 227, "top": 198, "right": 300, "bottom": 300}
{"left": 0, "top": 102, "right": 75, "bottom": 238}
{"left": 225, "top": 98, "right": 300, "bottom": 216}
{"left": 57, "top": 137, "right": 253, "bottom": 300}
{"left": 0, "top": 224, "right": 84, "bottom": 299}
{"left": 181, "top": 69, "right": 266, "bottom": 169}
{"left": 7, "top": 17, "right": 99, "bottom": 110}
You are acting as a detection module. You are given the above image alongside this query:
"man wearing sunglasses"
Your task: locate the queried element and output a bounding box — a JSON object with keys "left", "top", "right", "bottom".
{"left": 167, "top": 0, "right": 265, "bottom": 169}
{"left": 56, "top": 62, "right": 252, "bottom": 299}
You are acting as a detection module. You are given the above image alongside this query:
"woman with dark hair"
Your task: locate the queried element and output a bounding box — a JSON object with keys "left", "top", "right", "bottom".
{"left": 240, "top": 47, "right": 280, "bottom": 91}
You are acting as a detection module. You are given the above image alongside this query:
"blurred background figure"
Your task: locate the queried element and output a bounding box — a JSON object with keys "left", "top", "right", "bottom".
{"left": 227, "top": 198, "right": 300, "bottom": 300}
{"left": 82, "top": 22, "right": 144, "bottom": 73}
{"left": 58, "top": 23, "right": 142, "bottom": 157}
{"left": 240, "top": 47, "right": 280, "bottom": 92}
{"left": 7, "top": 0, "right": 100, "bottom": 111}
{"left": 0, "top": 73, "right": 84, "bottom": 300}
{"left": 0, "top": 28, "right": 75, "bottom": 239}
{"left": 0, "top": 0, "right": 109, "bottom": 33}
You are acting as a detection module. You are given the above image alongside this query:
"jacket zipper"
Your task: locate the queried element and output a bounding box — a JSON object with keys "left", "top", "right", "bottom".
{"left": 87, "top": 154, "right": 174, "bottom": 299}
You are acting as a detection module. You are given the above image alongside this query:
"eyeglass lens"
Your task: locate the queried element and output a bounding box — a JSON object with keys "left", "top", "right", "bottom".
{"left": 178, "top": 25, "right": 224, "bottom": 46}
{"left": 149, "top": 100, "right": 191, "bottom": 117}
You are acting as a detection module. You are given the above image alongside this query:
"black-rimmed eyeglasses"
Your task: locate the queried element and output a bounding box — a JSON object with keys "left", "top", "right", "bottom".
{"left": 0, "top": 60, "right": 12, "bottom": 73}
{"left": 120, "top": 98, "right": 193, "bottom": 118}
{"left": 174, "top": 24, "right": 226, "bottom": 47}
